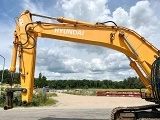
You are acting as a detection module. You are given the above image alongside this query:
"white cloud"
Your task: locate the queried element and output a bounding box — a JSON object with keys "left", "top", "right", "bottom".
{"left": 130, "top": 1, "right": 153, "bottom": 28}
{"left": 37, "top": 48, "right": 89, "bottom": 73}
{"left": 61, "top": 0, "right": 111, "bottom": 22}
{"left": 111, "top": 1, "right": 160, "bottom": 47}
{"left": 90, "top": 58, "right": 106, "bottom": 72}
{"left": 36, "top": 47, "right": 136, "bottom": 81}
{"left": 112, "top": 7, "right": 130, "bottom": 26}
{"left": 0, "top": 23, "right": 14, "bottom": 70}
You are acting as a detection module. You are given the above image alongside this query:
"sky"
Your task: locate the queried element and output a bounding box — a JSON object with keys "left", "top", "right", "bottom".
{"left": 0, "top": 0, "right": 160, "bottom": 81}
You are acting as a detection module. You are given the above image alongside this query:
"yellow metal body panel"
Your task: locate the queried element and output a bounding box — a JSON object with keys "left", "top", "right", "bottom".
{"left": 10, "top": 10, "right": 159, "bottom": 103}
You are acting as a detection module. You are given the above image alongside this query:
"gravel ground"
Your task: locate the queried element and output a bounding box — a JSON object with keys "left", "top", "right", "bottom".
{"left": 52, "top": 93, "right": 154, "bottom": 109}
{"left": 0, "top": 93, "right": 155, "bottom": 120}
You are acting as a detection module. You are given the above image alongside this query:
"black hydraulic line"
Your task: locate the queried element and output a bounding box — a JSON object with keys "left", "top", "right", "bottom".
{"left": 23, "top": 23, "right": 34, "bottom": 45}
{"left": 21, "top": 22, "right": 37, "bottom": 49}
{"left": 97, "top": 21, "right": 117, "bottom": 26}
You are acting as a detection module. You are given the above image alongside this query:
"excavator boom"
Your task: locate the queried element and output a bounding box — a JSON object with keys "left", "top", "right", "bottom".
{"left": 4, "top": 10, "right": 160, "bottom": 119}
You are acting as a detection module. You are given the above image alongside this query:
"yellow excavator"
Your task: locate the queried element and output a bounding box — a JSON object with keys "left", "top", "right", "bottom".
{"left": 3, "top": 10, "right": 160, "bottom": 119}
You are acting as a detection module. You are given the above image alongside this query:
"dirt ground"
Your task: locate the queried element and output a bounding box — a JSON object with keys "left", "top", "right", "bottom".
{"left": 52, "top": 93, "right": 154, "bottom": 109}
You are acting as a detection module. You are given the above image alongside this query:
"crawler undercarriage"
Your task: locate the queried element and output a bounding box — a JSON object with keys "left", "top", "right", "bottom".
{"left": 111, "top": 104, "right": 160, "bottom": 120}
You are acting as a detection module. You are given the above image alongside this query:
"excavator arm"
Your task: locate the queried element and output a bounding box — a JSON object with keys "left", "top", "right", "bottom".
{"left": 4, "top": 10, "right": 160, "bottom": 119}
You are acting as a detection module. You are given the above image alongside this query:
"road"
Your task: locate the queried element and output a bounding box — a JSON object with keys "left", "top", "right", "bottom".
{"left": 0, "top": 107, "right": 111, "bottom": 120}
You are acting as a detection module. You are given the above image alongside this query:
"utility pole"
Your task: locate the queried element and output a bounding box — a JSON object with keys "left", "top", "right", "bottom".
{"left": 0, "top": 55, "right": 5, "bottom": 97}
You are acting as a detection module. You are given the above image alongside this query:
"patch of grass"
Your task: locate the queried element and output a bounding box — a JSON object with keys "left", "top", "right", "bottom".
{"left": 95, "top": 89, "right": 145, "bottom": 92}
{"left": 41, "top": 98, "right": 57, "bottom": 106}
{"left": 47, "top": 92, "right": 57, "bottom": 97}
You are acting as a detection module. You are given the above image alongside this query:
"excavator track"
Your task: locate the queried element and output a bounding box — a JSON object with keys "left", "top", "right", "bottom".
{"left": 111, "top": 104, "right": 160, "bottom": 120}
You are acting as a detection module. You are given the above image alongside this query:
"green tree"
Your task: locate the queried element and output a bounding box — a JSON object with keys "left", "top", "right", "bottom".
{"left": 34, "top": 73, "right": 48, "bottom": 88}
{"left": 84, "top": 85, "right": 88, "bottom": 89}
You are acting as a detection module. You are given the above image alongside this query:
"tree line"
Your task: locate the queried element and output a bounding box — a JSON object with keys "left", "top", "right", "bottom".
{"left": 0, "top": 69, "right": 145, "bottom": 89}
{"left": 46, "top": 77, "right": 145, "bottom": 89}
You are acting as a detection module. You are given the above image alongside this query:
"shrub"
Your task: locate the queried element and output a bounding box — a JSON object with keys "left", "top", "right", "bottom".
{"left": 0, "top": 94, "right": 5, "bottom": 106}
{"left": 0, "top": 90, "right": 57, "bottom": 107}
{"left": 28, "top": 90, "right": 57, "bottom": 107}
